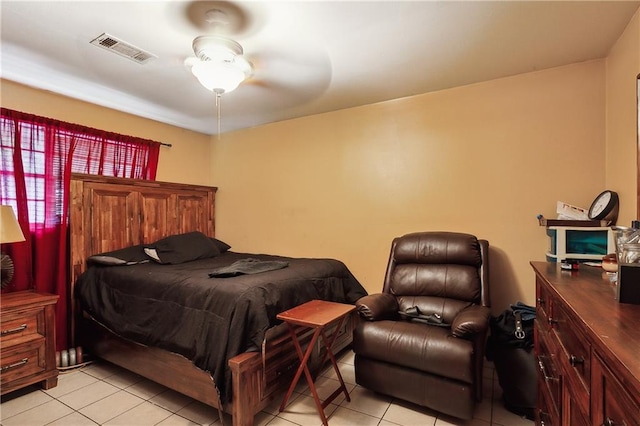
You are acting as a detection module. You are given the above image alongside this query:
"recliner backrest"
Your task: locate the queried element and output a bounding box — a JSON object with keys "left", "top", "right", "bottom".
{"left": 382, "top": 232, "right": 488, "bottom": 324}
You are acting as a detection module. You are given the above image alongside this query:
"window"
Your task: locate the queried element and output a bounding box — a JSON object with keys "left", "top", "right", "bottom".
{"left": 0, "top": 109, "right": 160, "bottom": 227}
{"left": 0, "top": 107, "right": 161, "bottom": 351}
{"left": 0, "top": 122, "right": 46, "bottom": 224}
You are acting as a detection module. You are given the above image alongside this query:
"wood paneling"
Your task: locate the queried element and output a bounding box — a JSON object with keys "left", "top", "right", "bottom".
{"left": 70, "top": 173, "right": 216, "bottom": 286}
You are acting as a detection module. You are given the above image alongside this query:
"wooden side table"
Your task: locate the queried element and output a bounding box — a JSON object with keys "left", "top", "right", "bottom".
{"left": 277, "top": 300, "right": 355, "bottom": 426}
{"left": 1, "top": 291, "right": 59, "bottom": 395}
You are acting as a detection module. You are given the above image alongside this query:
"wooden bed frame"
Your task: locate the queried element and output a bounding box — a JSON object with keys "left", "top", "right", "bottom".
{"left": 69, "top": 174, "right": 355, "bottom": 426}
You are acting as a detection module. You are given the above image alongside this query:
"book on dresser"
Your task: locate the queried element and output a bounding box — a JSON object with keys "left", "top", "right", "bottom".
{"left": 531, "top": 261, "right": 640, "bottom": 426}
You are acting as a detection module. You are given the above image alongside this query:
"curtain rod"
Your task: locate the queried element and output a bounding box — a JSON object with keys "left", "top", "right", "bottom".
{"left": 159, "top": 142, "right": 172, "bottom": 147}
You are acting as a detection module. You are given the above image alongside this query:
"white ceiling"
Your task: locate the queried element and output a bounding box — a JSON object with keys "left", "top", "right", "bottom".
{"left": 1, "top": 1, "right": 639, "bottom": 136}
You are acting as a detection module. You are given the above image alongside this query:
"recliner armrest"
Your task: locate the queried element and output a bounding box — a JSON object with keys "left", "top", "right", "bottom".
{"left": 355, "top": 293, "right": 398, "bottom": 321}
{"left": 451, "top": 305, "right": 490, "bottom": 339}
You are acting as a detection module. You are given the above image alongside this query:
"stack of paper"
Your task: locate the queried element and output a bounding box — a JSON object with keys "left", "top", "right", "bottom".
{"left": 556, "top": 201, "right": 589, "bottom": 220}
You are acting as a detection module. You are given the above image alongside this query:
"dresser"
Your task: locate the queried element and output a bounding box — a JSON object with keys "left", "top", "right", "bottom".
{"left": 531, "top": 262, "right": 640, "bottom": 426}
{"left": 1, "top": 291, "right": 59, "bottom": 395}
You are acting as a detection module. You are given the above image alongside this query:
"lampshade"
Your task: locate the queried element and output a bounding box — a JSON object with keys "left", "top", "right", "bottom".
{"left": 0, "top": 205, "right": 25, "bottom": 244}
{"left": 191, "top": 59, "right": 250, "bottom": 94}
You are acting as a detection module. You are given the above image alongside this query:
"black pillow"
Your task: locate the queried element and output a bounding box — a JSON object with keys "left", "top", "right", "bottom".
{"left": 210, "top": 237, "right": 231, "bottom": 253}
{"left": 87, "top": 244, "right": 150, "bottom": 266}
{"left": 146, "top": 231, "right": 220, "bottom": 264}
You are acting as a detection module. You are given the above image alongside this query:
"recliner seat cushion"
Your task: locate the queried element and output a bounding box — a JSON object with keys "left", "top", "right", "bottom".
{"left": 353, "top": 320, "right": 473, "bottom": 384}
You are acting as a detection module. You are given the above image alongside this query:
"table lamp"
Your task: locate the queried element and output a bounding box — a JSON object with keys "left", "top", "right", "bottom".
{"left": 1, "top": 205, "right": 26, "bottom": 288}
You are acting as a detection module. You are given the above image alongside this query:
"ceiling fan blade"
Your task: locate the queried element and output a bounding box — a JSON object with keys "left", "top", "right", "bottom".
{"left": 225, "top": 49, "right": 331, "bottom": 111}
{"left": 247, "top": 47, "right": 331, "bottom": 89}
{"left": 244, "top": 78, "right": 271, "bottom": 88}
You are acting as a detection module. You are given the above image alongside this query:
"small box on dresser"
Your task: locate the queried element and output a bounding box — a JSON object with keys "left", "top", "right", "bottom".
{"left": 1, "top": 291, "right": 59, "bottom": 395}
{"left": 617, "top": 264, "right": 640, "bottom": 304}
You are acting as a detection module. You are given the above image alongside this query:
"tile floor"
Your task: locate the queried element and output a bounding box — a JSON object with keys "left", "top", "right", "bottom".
{"left": 1, "top": 349, "right": 534, "bottom": 426}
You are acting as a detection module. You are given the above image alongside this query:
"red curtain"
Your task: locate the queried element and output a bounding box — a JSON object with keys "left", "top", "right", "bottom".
{"left": 0, "top": 108, "right": 160, "bottom": 350}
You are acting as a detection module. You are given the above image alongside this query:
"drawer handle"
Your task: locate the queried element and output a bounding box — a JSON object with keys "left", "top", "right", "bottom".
{"left": 603, "top": 418, "right": 619, "bottom": 426}
{"left": 538, "top": 409, "right": 551, "bottom": 426}
{"left": 1, "top": 358, "right": 28, "bottom": 372}
{"left": 537, "top": 298, "right": 545, "bottom": 305}
{"left": 547, "top": 317, "right": 558, "bottom": 325}
{"left": 569, "top": 355, "right": 584, "bottom": 367}
{"left": 538, "top": 358, "right": 559, "bottom": 382}
{"left": 1, "top": 323, "right": 27, "bottom": 336}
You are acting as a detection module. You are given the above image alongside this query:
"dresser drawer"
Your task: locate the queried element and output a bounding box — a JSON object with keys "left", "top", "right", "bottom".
{"left": 0, "top": 337, "right": 47, "bottom": 385}
{"left": 1, "top": 309, "right": 43, "bottom": 344}
{"left": 536, "top": 328, "right": 562, "bottom": 416}
{"left": 536, "top": 277, "right": 553, "bottom": 334}
{"left": 564, "top": 394, "right": 590, "bottom": 426}
{"left": 537, "top": 379, "right": 559, "bottom": 426}
{"left": 599, "top": 386, "right": 640, "bottom": 426}
{"left": 592, "top": 354, "right": 640, "bottom": 426}
{"left": 551, "top": 303, "right": 590, "bottom": 393}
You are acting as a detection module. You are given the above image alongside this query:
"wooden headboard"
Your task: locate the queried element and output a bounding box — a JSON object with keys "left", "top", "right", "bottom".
{"left": 69, "top": 173, "right": 217, "bottom": 341}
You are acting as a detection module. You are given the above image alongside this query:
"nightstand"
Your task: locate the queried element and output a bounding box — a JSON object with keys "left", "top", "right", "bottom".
{"left": 1, "top": 291, "right": 59, "bottom": 395}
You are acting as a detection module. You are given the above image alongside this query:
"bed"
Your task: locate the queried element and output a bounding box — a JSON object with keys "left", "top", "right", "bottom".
{"left": 69, "top": 174, "right": 367, "bottom": 426}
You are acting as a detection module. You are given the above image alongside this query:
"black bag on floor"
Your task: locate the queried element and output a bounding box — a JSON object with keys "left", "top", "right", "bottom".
{"left": 486, "top": 302, "right": 536, "bottom": 420}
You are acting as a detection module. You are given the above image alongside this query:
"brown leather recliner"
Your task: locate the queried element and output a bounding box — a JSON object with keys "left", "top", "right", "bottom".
{"left": 353, "top": 232, "right": 490, "bottom": 419}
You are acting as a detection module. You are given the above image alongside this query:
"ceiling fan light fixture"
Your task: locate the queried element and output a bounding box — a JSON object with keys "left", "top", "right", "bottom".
{"left": 189, "top": 35, "right": 254, "bottom": 137}
{"left": 191, "top": 60, "right": 249, "bottom": 93}
{"left": 190, "top": 35, "right": 253, "bottom": 94}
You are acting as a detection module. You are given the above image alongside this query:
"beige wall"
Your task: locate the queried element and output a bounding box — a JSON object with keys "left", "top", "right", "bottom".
{"left": 4, "top": 12, "right": 638, "bottom": 312}
{"left": 0, "top": 80, "right": 213, "bottom": 186}
{"left": 606, "top": 8, "right": 640, "bottom": 224}
{"left": 213, "top": 61, "right": 607, "bottom": 311}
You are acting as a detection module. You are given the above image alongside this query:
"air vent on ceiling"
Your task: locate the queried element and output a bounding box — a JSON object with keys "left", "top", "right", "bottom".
{"left": 90, "top": 33, "right": 157, "bottom": 64}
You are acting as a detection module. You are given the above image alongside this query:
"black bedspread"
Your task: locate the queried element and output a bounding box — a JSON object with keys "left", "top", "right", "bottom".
{"left": 75, "top": 251, "right": 367, "bottom": 403}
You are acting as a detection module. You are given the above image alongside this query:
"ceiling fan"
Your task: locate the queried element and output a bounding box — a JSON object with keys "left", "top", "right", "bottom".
{"left": 175, "top": 2, "right": 259, "bottom": 136}
{"left": 170, "top": 1, "right": 332, "bottom": 133}
{"left": 178, "top": 1, "right": 329, "bottom": 96}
